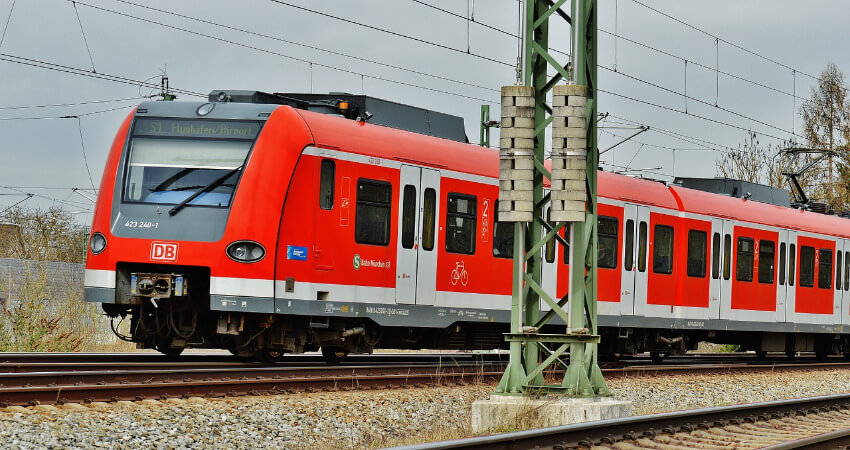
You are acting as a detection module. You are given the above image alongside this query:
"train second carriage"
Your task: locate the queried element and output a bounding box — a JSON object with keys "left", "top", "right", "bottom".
{"left": 85, "top": 90, "right": 850, "bottom": 361}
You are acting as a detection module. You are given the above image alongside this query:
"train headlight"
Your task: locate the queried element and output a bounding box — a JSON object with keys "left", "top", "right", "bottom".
{"left": 89, "top": 232, "right": 107, "bottom": 255}
{"left": 226, "top": 241, "right": 265, "bottom": 263}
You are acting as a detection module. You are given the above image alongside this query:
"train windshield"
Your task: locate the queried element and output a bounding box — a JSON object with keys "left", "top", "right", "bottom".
{"left": 123, "top": 118, "right": 262, "bottom": 208}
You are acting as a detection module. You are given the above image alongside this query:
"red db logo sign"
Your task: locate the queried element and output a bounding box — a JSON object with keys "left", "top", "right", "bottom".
{"left": 151, "top": 241, "right": 178, "bottom": 261}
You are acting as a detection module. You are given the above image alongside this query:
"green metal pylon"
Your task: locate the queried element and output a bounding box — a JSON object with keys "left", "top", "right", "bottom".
{"left": 494, "top": 0, "right": 607, "bottom": 398}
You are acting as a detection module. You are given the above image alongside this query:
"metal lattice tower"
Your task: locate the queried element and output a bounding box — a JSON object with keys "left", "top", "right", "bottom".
{"left": 493, "top": 0, "right": 607, "bottom": 397}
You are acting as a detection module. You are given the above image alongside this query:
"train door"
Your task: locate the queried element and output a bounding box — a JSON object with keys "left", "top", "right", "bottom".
{"left": 395, "top": 165, "right": 440, "bottom": 305}
{"left": 835, "top": 239, "right": 846, "bottom": 323}
{"left": 620, "top": 204, "right": 638, "bottom": 315}
{"left": 784, "top": 231, "right": 797, "bottom": 322}
{"left": 542, "top": 206, "right": 558, "bottom": 306}
{"left": 708, "top": 219, "right": 723, "bottom": 319}
{"left": 632, "top": 205, "right": 650, "bottom": 315}
{"left": 776, "top": 230, "right": 790, "bottom": 322}
{"left": 719, "top": 220, "right": 735, "bottom": 320}
{"left": 843, "top": 243, "right": 850, "bottom": 326}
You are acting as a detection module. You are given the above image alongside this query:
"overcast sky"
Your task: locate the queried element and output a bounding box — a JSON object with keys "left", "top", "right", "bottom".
{"left": 0, "top": 0, "right": 844, "bottom": 223}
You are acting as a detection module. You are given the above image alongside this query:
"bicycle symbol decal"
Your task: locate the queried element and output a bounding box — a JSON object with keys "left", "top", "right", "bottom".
{"left": 451, "top": 261, "right": 469, "bottom": 287}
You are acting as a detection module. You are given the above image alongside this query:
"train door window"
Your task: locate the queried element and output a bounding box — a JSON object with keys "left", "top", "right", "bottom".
{"left": 758, "top": 240, "right": 775, "bottom": 284}
{"left": 789, "top": 244, "right": 796, "bottom": 286}
{"left": 637, "top": 222, "right": 647, "bottom": 272}
{"left": 736, "top": 237, "right": 754, "bottom": 282}
{"left": 598, "top": 216, "right": 618, "bottom": 269}
{"left": 845, "top": 251, "right": 849, "bottom": 291}
{"left": 319, "top": 159, "right": 335, "bottom": 210}
{"left": 354, "top": 179, "right": 391, "bottom": 246}
{"left": 779, "top": 243, "right": 787, "bottom": 285}
{"left": 799, "top": 246, "right": 814, "bottom": 287}
{"left": 562, "top": 225, "right": 572, "bottom": 264}
{"left": 545, "top": 210, "right": 556, "bottom": 263}
{"left": 711, "top": 233, "right": 720, "bottom": 279}
{"left": 723, "top": 234, "right": 731, "bottom": 280}
{"left": 446, "top": 193, "right": 477, "bottom": 254}
{"left": 401, "top": 185, "right": 416, "bottom": 249}
{"left": 493, "top": 201, "right": 514, "bottom": 259}
{"left": 687, "top": 230, "right": 707, "bottom": 278}
{"left": 837, "top": 251, "right": 844, "bottom": 291}
{"left": 818, "top": 249, "right": 833, "bottom": 289}
{"left": 624, "top": 219, "right": 635, "bottom": 271}
{"left": 422, "top": 188, "right": 436, "bottom": 251}
{"left": 653, "top": 225, "right": 674, "bottom": 274}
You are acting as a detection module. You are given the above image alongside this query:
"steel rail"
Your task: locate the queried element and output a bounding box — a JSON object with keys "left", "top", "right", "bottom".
{"left": 398, "top": 393, "right": 850, "bottom": 449}
{"left": 0, "top": 362, "right": 506, "bottom": 407}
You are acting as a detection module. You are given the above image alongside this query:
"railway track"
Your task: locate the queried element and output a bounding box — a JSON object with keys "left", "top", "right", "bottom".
{"left": 404, "top": 394, "right": 850, "bottom": 449}
{"left": 4, "top": 352, "right": 850, "bottom": 407}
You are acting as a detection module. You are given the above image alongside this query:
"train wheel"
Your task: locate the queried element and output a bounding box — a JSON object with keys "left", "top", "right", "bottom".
{"left": 756, "top": 351, "right": 767, "bottom": 360}
{"left": 650, "top": 352, "right": 666, "bottom": 363}
{"left": 156, "top": 340, "right": 184, "bottom": 359}
{"left": 260, "top": 349, "right": 285, "bottom": 363}
{"left": 321, "top": 347, "right": 349, "bottom": 364}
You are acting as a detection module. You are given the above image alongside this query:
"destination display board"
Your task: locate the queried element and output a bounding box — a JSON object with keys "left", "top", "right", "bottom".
{"left": 133, "top": 118, "right": 261, "bottom": 140}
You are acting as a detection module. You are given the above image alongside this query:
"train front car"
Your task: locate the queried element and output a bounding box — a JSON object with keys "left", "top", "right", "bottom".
{"left": 85, "top": 98, "right": 311, "bottom": 360}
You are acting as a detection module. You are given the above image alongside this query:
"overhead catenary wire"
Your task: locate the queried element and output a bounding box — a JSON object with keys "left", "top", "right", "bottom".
{"left": 105, "top": 0, "right": 500, "bottom": 95}
{"left": 0, "top": 0, "right": 15, "bottom": 50}
{"left": 74, "top": 117, "right": 97, "bottom": 191}
{"left": 73, "top": 1, "right": 499, "bottom": 104}
{"left": 0, "top": 52, "right": 205, "bottom": 97}
{"left": 0, "top": 103, "right": 137, "bottom": 120}
{"left": 0, "top": 95, "right": 146, "bottom": 111}
{"left": 70, "top": 1, "right": 97, "bottom": 72}
{"left": 267, "top": 0, "right": 514, "bottom": 68}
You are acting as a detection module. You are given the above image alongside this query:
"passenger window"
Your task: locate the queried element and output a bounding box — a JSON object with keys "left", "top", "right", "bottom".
{"left": 711, "top": 233, "right": 720, "bottom": 279}
{"left": 819, "top": 249, "right": 833, "bottom": 289}
{"left": 422, "top": 188, "right": 436, "bottom": 251}
{"left": 723, "top": 234, "right": 732, "bottom": 280}
{"left": 758, "top": 240, "right": 775, "bottom": 284}
{"left": 736, "top": 237, "right": 754, "bottom": 282}
{"left": 624, "top": 219, "right": 635, "bottom": 271}
{"left": 687, "top": 230, "right": 707, "bottom": 278}
{"left": 598, "top": 216, "right": 618, "bottom": 269}
{"left": 493, "top": 201, "right": 514, "bottom": 259}
{"left": 799, "top": 246, "right": 814, "bottom": 287}
{"left": 355, "top": 179, "right": 392, "bottom": 246}
{"left": 637, "top": 222, "right": 647, "bottom": 272}
{"left": 789, "top": 244, "right": 796, "bottom": 286}
{"left": 838, "top": 251, "right": 844, "bottom": 291}
{"left": 562, "top": 225, "right": 572, "bottom": 264}
{"left": 652, "top": 225, "right": 674, "bottom": 274}
{"left": 845, "top": 251, "right": 849, "bottom": 291}
{"left": 446, "top": 193, "right": 477, "bottom": 254}
{"left": 319, "top": 159, "right": 335, "bottom": 210}
{"left": 779, "top": 242, "right": 786, "bottom": 285}
{"left": 401, "top": 185, "right": 416, "bottom": 249}
{"left": 545, "top": 210, "right": 556, "bottom": 263}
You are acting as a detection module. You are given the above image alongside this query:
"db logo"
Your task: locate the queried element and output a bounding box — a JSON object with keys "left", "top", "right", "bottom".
{"left": 151, "top": 241, "right": 178, "bottom": 261}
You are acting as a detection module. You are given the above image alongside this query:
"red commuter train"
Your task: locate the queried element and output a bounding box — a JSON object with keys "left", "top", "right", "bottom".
{"left": 85, "top": 91, "right": 850, "bottom": 361}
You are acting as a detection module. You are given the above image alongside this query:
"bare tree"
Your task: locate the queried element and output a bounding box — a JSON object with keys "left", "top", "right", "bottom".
{"left": 0, "top": 206, "right": 88, "bottom": 263}
{"left": 715, "top": 131, "right": 797, "bottom": 189}
{"left": 800, "top": 62, "right": 850, "bottom": 209}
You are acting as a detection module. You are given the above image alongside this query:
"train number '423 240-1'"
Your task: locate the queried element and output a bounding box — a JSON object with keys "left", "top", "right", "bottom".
{"left": 123, "top": 220, "right": 159, "bottom": 229}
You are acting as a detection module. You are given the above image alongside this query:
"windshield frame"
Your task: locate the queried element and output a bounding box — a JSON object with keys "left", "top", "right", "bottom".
{"left": 121, "top": 117, "right": 263, "bottom": 209}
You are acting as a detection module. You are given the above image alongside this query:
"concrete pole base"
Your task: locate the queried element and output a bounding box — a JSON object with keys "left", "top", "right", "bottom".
{"left": 471, "top": 395, "right": 632, "bottom": 434}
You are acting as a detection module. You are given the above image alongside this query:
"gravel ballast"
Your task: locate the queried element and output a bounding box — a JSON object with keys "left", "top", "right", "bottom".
{"left": 4, "top": 367, "right": 850, "bottom": 449}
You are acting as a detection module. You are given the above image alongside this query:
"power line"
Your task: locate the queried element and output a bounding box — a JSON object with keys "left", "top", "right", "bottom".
{"left": 628, "top": 0, "right": 818, "bottom": 81}
{"left": 74, "top": 117, "right": 96, "bottom": 191}
{"left": 106, "top": 0, "right": 499, "bottom": 95}
{"left": 0, "top": 52, "right": 205, "bottom": 97}
{"left": 0, "top": 103, "right": 137, "bottom": 120}
{"left": 74, "top": 1, "right": 499, "bottom": 103}
{"left": 267, "top": 0, "right": 514, "bottom": 68}
{"left": 70, "top": 1, "right": 97, "bottom": 72}
{"left": 0, "top": 0, "right": 15, "bottom": 50}
{"left": 0, "top": 95, "right": 146, "bottom": 111}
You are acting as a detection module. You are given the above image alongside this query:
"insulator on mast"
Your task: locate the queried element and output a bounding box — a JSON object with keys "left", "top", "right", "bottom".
{"left": 551, "top": 83, "right": 588, "bottom": 222}
{"left": 498, "top": 85, "right": 535, "bottom": 222}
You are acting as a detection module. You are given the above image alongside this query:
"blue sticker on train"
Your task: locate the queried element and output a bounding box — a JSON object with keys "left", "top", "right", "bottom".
{"left": 287, "top": 245, "right": 308, "bottom": 261}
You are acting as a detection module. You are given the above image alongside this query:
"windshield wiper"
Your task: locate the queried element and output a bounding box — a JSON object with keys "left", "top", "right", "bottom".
{"left": 151, "top": 168, "right": 198, "bottom": 192}
{"left": 168, "top": 166, "right": 243, "bottom": 216}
